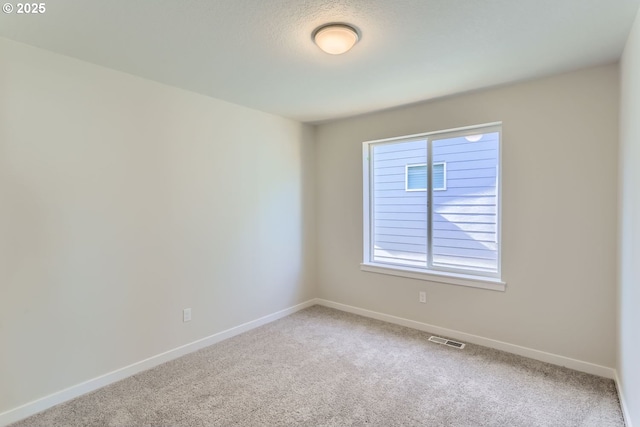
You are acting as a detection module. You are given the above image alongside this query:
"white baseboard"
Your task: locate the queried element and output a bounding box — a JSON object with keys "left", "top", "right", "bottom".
{"left": 615, "top": 370, "right": 633, "bottom": 427}
{"left": 0, "top": 299, "right": 317, "bottom": 427}
{"left": 315, "top": 299, "right": 616, "bottom": 379}
{"left": 1, "top": 298, "right": 622, "bottom": 427}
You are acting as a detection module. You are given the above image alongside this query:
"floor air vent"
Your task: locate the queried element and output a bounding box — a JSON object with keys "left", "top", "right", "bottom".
{"left": 428, "top": 336, "right": 466, "bottom": 349}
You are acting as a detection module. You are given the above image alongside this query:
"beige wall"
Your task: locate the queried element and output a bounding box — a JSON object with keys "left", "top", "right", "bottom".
{"left": 316, "top": 64, "right": 619, "bottom": 368}
{"left": 619, "top": 7, "right": 640, "bottom": 425}
{"left": 0, "top": 38, "right": 316, "bottom": 413}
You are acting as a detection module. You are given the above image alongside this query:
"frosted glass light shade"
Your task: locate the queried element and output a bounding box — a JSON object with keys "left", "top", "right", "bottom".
{"left": 314, "top": 24, "right": 359, "bottom": 55}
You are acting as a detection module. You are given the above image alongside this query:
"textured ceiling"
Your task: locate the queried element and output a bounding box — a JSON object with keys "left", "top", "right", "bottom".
{"left": 1, "top": 0, "right": 639, "bottom": 123}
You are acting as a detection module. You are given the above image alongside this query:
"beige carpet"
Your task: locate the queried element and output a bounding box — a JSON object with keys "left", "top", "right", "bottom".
{"left": 12, "top": 306, "right": 624, "bottom": 426}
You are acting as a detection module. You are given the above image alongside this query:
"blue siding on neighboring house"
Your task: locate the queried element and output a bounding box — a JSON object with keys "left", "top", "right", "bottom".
{"left": 432, "top": 133, "right": 498, "bottom": 272}
{"left": 372, "top": 140, "right": 427, "bottom": 267}
{"left": 371, "top": 132, "right": 499, "bottom": 272}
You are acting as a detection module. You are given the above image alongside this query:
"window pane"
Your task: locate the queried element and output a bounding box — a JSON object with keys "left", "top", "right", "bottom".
{"left": 433, "top": 163, "right": 446, "bottom": 190}
{"left": 431, "top": 132, "right": 499, "bottom": 273}
{"left": 407, "top": 165, "right": 427, "bottom": 190}
{"left": 372, "top": 140, "right": 427, "bottom": 268}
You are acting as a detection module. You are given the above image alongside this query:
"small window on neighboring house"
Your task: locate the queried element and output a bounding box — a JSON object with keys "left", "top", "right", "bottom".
{"left": 406, "top": 164, "right": 427, "bottom": 191}
{"left": 406, "top": 163, "right": 446, "bottom": 191}
{"left": 433, "top": 162, "right": 446, "bottom": 191}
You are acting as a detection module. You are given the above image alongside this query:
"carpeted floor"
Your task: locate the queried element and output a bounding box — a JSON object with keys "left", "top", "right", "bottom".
{"left": 12, "top": 305, "right": 624, "bottom": 427}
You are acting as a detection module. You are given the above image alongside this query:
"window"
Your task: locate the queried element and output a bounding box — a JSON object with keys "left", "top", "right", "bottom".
{"left": 432, "top": 163, "right": 446, "bottom": 191}
{"left": 406, "top": 163, "right": 445, "bottom": 191}
{"left": 362, "top": 123, "right": 504, "bottom": 291}
{"left": 406, "top": 164, "right": 427, "bottom": 191}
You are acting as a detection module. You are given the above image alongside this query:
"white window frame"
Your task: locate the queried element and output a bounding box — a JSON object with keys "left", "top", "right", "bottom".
{"left": 362, "top": 122, "right": 505, "bottom": 291}
{"left": 405, "top": 163, "right": 427, "bottom": 192}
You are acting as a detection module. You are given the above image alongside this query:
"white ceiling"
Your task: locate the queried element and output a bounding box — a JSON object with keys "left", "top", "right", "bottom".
{"left": 1, "top": 0, "right": 639, "bottom": 123}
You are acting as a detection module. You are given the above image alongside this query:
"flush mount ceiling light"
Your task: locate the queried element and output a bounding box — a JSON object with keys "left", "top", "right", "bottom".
{"left": 313, "top": 24, "right": 359, "bottom": 55}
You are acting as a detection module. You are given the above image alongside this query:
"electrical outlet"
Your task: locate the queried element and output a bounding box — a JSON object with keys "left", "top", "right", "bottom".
{"left": 419, "top": 291, "right": 427, "bottom": 303}
{"left": 183, "top": 308, "right": 192, "bottom": 322}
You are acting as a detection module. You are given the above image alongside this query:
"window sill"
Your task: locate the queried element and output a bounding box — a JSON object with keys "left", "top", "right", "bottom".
{"left": 360, "top": 263, "right": 506, "bottom": 292}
